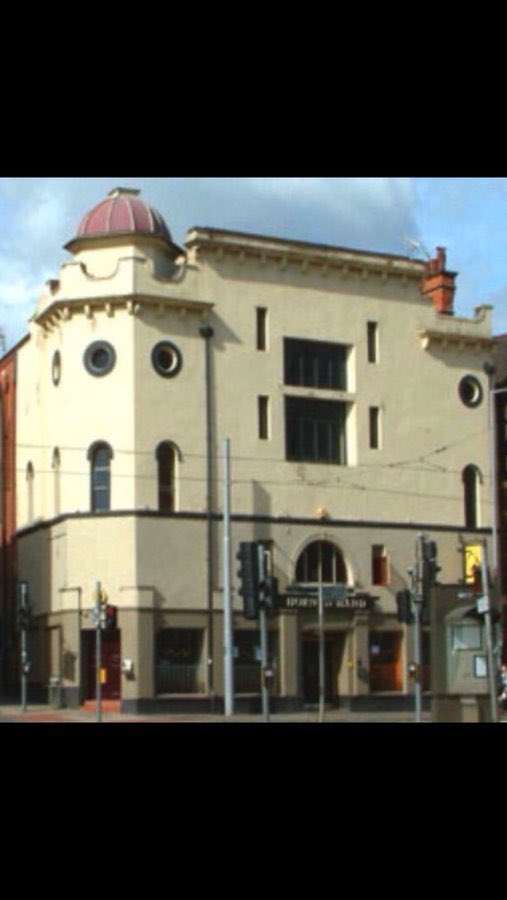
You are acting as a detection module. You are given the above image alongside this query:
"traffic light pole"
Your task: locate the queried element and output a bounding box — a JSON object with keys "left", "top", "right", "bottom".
{"left": 411, "top": 535, "right": 425, "bottom": 724}
{"left": 19, "top": 581, "right": 29, "bottom": 713}
{"left": 222, "top": 438, "right": 234, "bottom": 717}
{"left": 259, "top": 605, "right": 269, "bottom": 723}
{"left": 95, "top": 581, "right": 102, "bottom": 724}
{"left": 480, "top": 542, "right": 498, "bottom": 723}
{"left": 258, "top": 545, "right": 270, "bottom": 723}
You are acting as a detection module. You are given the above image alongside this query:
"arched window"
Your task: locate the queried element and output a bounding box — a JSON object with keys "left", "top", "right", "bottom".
{"left": 52, "top": 447, "right": 61, "bottom": 516}
{"left": 295, "top": 540, "right": 347, "bottom": 584}
{"left": 88, "top": 442, "right": 113, "bottom": 512}
{"left": 26, "top": 462, "right": 34, "bottom": 523}
{"left": 156, "top": 441, "right": 180, "bottom": 511}
{"left": 463, "top": 465, "right": 482, "bottom": 529}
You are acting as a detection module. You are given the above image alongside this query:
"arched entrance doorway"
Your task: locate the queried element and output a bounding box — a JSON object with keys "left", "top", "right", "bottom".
{"left": 295, "top": 540, "right": 348, "bottom": 706}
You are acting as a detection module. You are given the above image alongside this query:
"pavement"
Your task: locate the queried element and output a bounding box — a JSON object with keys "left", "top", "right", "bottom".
{"left": 0, "top": 700, "right": 477, "bottom": 724}
{"left": 2, "top": 698, "right": 506, "bottom": 725}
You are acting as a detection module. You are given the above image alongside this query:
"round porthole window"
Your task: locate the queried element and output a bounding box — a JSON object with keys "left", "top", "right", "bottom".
{"left": 151, "top": 341, "right": 183, "bottom": 378}
{"left": 459, "top": 375, "right": 483, "bottom": 408}
{"left": 84, "top": 341, "right": 116, "bottom": 377}
{"left": 52, "top": 350, "right": 61, "bottom": 386}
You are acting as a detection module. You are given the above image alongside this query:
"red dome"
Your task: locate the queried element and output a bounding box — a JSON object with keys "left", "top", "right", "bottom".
{"left": 74, "top": 188, "right": 173, "bottom": 243}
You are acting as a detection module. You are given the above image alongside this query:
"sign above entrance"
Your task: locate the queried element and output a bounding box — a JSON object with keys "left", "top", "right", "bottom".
{"left": 278, "top": 584, "right": 377, "bottom": 612}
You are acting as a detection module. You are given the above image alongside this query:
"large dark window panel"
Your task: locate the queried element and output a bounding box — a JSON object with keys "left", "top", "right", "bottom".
{"left": 284, "top": 338, "right": 348, "bottom": 390}
{"left": 285, "top": 396, "right": 347, "bottom": 464}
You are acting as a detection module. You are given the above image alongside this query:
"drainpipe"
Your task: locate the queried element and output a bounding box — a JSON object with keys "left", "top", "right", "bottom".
{"left": 200, "top": 325, "right": 215, "bottom": 709}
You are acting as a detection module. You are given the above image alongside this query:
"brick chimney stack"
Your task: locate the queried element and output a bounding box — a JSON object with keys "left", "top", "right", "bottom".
{"left": 421, "top": 246, "right": 456, "bottom": 315}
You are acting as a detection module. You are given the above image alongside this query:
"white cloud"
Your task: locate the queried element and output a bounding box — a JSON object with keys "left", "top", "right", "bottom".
{"left": 2, "top": 176, "right": 505, "bottom": 349}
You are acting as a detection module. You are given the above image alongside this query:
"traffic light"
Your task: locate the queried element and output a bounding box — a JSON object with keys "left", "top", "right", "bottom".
{"left": 236, "top": 542, "right": 260, "bottom": 620}
{"left": 471, "top": 564, "right": 483, "bottom": 596}
{"left": 260, "top": 576, "right": 279, "bottom": 612}
{"left": 104, "top": 604, "right": 118, "bottom": 632}
{"left": 17, "top": 604, "right": 32, "bottom": 632}
{"left": 16, "top": 581, "right": 31, "bottom": 631}
{"left": 422, "top": 540, "right": 441, "bottom": 594}
{"left": 396, "top": 589, "right": 414, "bottom": 624}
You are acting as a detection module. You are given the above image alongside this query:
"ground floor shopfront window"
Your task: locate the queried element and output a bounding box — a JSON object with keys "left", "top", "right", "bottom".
{"left": 234, "top": 630, "right": 278, "bottom": 694}
{"left": 155, "top": 628, "right": 206, "bottom": 694}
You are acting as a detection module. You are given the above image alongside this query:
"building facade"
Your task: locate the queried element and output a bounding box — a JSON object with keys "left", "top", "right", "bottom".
{"left": 0, "top": 187, "right": 495, "bottom": 711}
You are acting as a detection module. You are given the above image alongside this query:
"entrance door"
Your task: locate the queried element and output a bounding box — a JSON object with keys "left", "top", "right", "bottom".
{"left": 369, "top": 631, "right": 402, "bottom": 692}
{"left": 81, "top": 629, "right": 121, "bottom": 701}
{"left": 302, "top": 634, "right": 344, "bottom": 705}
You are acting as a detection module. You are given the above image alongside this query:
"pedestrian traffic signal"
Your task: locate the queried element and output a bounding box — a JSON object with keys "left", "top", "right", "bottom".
{"left": 471, "top": 564, "right": 483, "bottom": 595}
{"left": 422, "top": 540, "right": 441, "bottom": 593}
{"left": 260, "top": 576, "right": 279, "bottom": 612}
{"left": 17, "top": 604, "right": 32, "bottom": 631}
{"left": 396, "top": 589, "right": 414, "bottom": 624}
{"left": 236, "top": 542, "right": 260, "bottom": 620}
{"left": 104, "top": 604, "right": 117, "bottom": 632}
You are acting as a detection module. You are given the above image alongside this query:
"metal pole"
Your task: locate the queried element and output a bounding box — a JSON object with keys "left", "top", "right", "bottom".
{"left": 259, "top": 605, "right": 270, "bottom": 723}
{"left": 489, "top": 383, "right": 499, "bottom": 573}
{"left": 258, "top": 544, "right": 270, "bottom": 723}
{"left": 413, "top": 536, "right": 423, "bottom": 724}
{"left": 200, "top": 326, "right": 215, "bottom": 709}
{"left": 95, "top": 581, "right": 102, "bottom": 724}
{"left": 20, "top": 582, "right": 28, "bottom": 713}
{"left": 480, "top": 542, "right": 499, "bottom": 722}
{"left": 318, "top": 541, "right": 325, "bottom": 723}
{"left": 222, "top": 438, "right": 234, "bottom": 716}
{"left": 488, "top": 384, "right": 507, "bottom": 674}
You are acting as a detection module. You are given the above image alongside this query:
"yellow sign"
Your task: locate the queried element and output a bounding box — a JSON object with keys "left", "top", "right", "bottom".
{"left": 464, "top": 544, "right": 482, "bottom": 584}
{"left": 100, "top": 667, "right": 107, "bottom": 684}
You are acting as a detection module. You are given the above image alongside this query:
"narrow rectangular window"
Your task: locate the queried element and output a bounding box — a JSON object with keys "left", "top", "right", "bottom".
{"left": 369, "top": 406, "right": 380, "bottom": 449}
{"left": 258, "top": 396, "right": 269, "bottom": 439}
{"left": 367, "top": 322, "right": 378, "bottom": 363}
{"left": 372, "top": 545, "right": 389, "bottom": 586}
{"left": 256, "top": 307, "right": 268, "bottom": 351}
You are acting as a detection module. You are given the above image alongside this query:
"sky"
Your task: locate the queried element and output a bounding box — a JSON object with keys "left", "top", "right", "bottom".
{"left": 1, "top": 176, "right": 507, "bottom": 351}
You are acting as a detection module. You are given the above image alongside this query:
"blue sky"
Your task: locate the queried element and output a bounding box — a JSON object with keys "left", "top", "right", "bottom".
{"left": 1, "top": 176, "right": 507, "bottom": 350}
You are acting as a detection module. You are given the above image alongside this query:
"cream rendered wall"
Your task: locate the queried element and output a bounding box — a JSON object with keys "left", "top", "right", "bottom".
{"left": 16, "top": 307, "right": 136, "bottom": 526}
{"left": 132, "top": 308, "right": 208, "bottom": 512}
{"left": 14, "top": 230, "right": 493, "bottom": 693}
{"left": 190, "top": 254, "right": 491, "bottom": 533}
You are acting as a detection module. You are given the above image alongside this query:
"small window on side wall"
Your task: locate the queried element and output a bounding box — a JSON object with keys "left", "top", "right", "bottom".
{"left": 88, "top": 442, "right": 113, "bottom": 512}
{"left": 367, "top": 322, "right": 378, "bottom": 363}
{"left": 156, "top": 441, "right": 178, "bottom": 511}
{"left": 463, "top": 465, "right": 481, "bottom": 529}
{"left": 372, "top": 545, "right": 389, "bottom": 585}
{"left": 256, "top": 308, "right": 268, "bottom": 351}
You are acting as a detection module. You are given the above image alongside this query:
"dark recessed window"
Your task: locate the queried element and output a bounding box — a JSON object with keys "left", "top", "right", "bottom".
{"left": 463, "top": 464, "right": 481, "bottom": 528}
{"left": 156, "top": 441, "right": 177, "bottom": 511}
{"left": 151, "top": 341, "right": 183, "bottom": 378}
{"left": 459, "top": 375, "right": 483, "bottom": 408}
{"left": 284, "top": 338, "right": 348, "bottom": 391}
{"left": 285, "top": 396, "right": 347, "bottom": 464}
{"left": 295, "top": 540, "right": 347, "bottom": 584}
{"left": 84, "top": 341, "right": 116, "bottom": 377}
{"left": 258, "top": 396, "right": 269, "bottom": 439}
{"left": 369, "top": 407, "right": 381, "bottom": 449}
{"left": 52, "top": 351, "right": 61, "bottom": 386}
{"left": 256, "top": 307, "right": 268, "bottom": 351}
{"left": 367, "top": 322, "right": 378, "bottom": 364}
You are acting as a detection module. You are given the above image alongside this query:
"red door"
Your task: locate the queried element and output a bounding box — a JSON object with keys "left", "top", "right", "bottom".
{"left": 81, "top": 629, "right": 121, "bottom": 701}
{"left": 101, "top": 630, "right": 121, "bottom": 700}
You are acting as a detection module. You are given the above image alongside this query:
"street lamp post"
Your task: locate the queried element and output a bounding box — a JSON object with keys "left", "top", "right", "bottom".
{"left": 483, "top": 363, "right": 507, "bottom": 686}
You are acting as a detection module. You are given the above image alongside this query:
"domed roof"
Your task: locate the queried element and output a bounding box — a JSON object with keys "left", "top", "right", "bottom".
{"left": 73, "top": 187, "right": 173, "bottom": 244}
